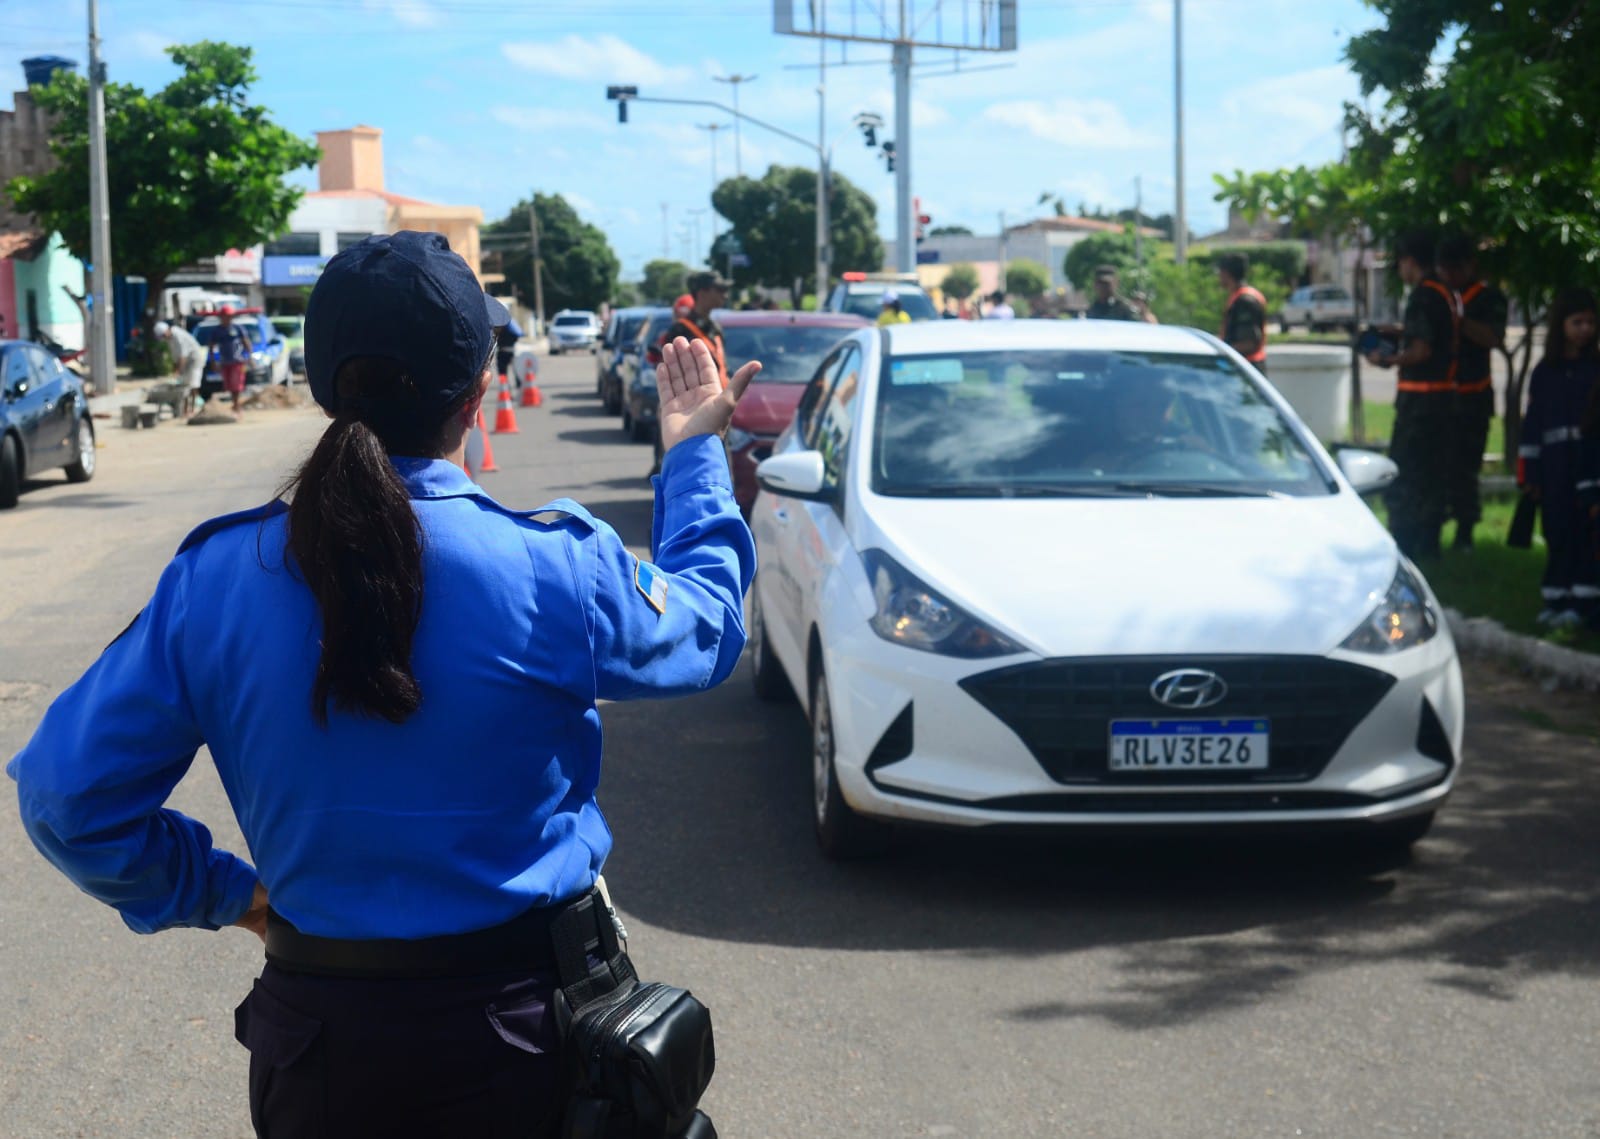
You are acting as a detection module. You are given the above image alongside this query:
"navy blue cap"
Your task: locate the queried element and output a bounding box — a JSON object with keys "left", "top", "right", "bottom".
{"left": 304, "top": 231, "right": 510, "bottom": 414}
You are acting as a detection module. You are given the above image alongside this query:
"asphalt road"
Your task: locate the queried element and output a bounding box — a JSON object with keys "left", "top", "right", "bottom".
{"left": 2, "top": 357, "right": 1598, "bottom": 1138}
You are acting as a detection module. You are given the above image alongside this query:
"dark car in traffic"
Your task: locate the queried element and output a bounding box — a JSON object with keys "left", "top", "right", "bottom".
{"left": 597, "top": 306, "right": 652, "bottom": 412}
{"left": 718, "top": 311, "right": 869, "bottom": 512}
{"left": 618, "top": 307, "right": 679, "bottom": 440}
{"left": 1, "top": 339, "right": 96, "bottom": 508}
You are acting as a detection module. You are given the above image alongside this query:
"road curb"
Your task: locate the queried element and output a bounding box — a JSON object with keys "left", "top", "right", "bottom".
{"left": 1446, "top": 608, "right": 1600, "bottom": 691}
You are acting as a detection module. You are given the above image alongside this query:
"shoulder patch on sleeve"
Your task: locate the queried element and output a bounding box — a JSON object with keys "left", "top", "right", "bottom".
{"left": 176, "top": 500, "right": 289, "bottom": 555}
{"left": 633, "top": 556, "right": 669, "bottom": 615}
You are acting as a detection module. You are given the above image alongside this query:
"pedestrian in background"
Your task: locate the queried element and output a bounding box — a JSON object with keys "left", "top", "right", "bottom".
{"left": 1366, "top": 230, "right": 1457, "bottom": 559}
{"left": 1438, "top": 235, "right": 1508, "bottom": 551}
{"left": 5, "top": 231, "right": 760, "bottom": 1137}
{"left": 1085, "top": 266, "right": 1155, "bottom": 323}
{"left": 212, "top": 306, "right": 252, "bottom": 419}
{"left": 1215, "top": 253, "right": 1269, "bottom": 374}
{"left": 1519, "top": 287, "right": 1600, "bottom": 627}
{"left": 653, "top": 272, "right": 730, "bottom": 475}
{"left": 877, "top": 290, "right": 911, "bottom": 326}
{"left": 156, "top": 319, "right": 206, "bottom": 419}
{"left": 984, "top": 289, "right": 1016, "bottom": 320}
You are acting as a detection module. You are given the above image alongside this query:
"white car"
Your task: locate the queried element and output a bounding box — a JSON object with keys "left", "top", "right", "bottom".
{"left": 549, "top": 310, "right": 601, "bottom": 354}
{"left": 748, "top": 320, "right": 1463, "bottom": 859}
{"left": 1280, "top": 284, "right": 1357, "bottom": 332}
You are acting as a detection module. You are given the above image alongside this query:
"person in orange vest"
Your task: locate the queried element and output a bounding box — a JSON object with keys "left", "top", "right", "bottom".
{"left": 650, "top": 272, "right": 729, "bottom": 474}
{"left": 1216, "top": 253, "right": 1269, "bottom": 375}
{"left": 1366, "top": 230, "right": 1458, "bottom": 559}
{"left": 1437, "top": 235, "right": 1507, "bottom": 550}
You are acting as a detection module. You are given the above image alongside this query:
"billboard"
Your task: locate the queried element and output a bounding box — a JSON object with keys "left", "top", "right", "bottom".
{"left": 263, "top": 255, "right": 330, "bottom": 287}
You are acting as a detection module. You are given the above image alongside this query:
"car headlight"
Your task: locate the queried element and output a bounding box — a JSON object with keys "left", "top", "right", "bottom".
{"left": 861, "top": 549, "right": 1023, "bottom": 658}
{"left": 1340, "top": 565, "right": 1439, "bottom": 654}
{"left": 724, "top": 427, "right": 755, "bottom": 452}
{"left": 251, "top": 350, "right": 267, "bottom": 364}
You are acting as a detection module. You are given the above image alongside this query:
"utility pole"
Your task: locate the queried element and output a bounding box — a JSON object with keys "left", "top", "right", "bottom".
{"left": 1173, "top": 0, "right": 1188, "bottom": 265}
{"left": 660, "top": 202, "right": 670, "bottom": 260}
{"left": 712, "top": 74, "right": 757, "bottom": 178}
{"left": 1134, "top": 176, "right": 1144, "bottom": 273}
{"left": 998, "top": 210, "right": 1008, "bottom": 292}
{"left": 86, "top": 0, "right": 115, "bottom": 395}
{"left": 816, "top": 41, "right": 831, "bottom": 305}
{"left": 527, "top": 193, "right": 545, "bottom": 333}
{"left": 694, "top": 123, "right": 729, "bottom": 244}
{"left": 892, "top": 29, "right": 914, "bottom": 274}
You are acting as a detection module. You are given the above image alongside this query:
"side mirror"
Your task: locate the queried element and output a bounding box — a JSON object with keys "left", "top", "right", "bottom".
{"left": 1336, "top": 448, "right": 1398, "bottom": 497}
{"left": 756, "top": 450, "right": 834, "bottom": 502}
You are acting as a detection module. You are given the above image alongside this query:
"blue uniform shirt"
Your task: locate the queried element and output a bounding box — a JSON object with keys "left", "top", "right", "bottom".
{"left": 8, "top": 434, "right": 753, "bottom": 939}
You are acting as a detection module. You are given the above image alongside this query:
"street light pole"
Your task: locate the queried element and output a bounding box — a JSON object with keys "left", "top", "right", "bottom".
{"left": 694, "top": 123, "right": 729, "bottom": 245}
{"left": 816, "top": 41, "right": 830, "bottom": 305}
{"left": 1173, "top": 0, "right": 1188, "bottom": 265}
{"left": 712, "top": 74, "right": 757, "bottom": 178}
{"left": 892, "top": 36, "right": 914, "bottom": 274}
{"left": 527, "top": 192, "right": 545, "bottom": 334}
{"left": 86, "top": 0, "right": 115, "bottom": 395}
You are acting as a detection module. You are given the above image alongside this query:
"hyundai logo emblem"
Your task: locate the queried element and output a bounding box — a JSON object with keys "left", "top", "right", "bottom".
{"left": 1150, "top": 669, "right": 1228, "bottom": 709}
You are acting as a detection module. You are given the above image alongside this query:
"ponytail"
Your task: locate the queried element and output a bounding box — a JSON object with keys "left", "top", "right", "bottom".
{"left": 285, "top": 356, "right": 473, "bottom": 725}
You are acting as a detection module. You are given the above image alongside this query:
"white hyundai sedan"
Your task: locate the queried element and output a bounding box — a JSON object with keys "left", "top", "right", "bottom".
{"left": 747, "top": 320, "right": 1464, "bottom": 859}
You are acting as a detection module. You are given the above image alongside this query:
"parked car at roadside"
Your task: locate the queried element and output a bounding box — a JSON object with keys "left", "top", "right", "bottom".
{"left": 549, "top": 310, "right": 601, "bottom": 355}
{"left": 720, "top": 310, "right": 870, "bottom": 514}
{"left": 1279, "top": 285, "right": 1357, "bottom": 333}
{"left": 270, "top": 315, "right": 306, "bottom": 377}
{"left": 1, "top": 339, "right": 95, "bottom": 508}
{"left": 748, "top": 319, "right": 1459, "bottom": 862}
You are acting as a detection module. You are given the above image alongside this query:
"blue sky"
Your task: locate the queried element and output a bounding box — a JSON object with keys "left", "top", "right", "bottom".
{"left": 4, "top": 0, "right": 1381, "bottom": 280}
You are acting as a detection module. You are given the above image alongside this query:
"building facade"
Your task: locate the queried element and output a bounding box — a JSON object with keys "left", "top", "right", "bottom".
{"left": 261, "top": 126, "right": 485, "bottom": 311}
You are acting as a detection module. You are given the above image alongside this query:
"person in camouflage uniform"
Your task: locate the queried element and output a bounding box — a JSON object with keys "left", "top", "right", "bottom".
{"left": 1438, "top": 235, "right": 1507, "bottom": 550}
{"left": 1366, "top": 231, "right": 1458, "bottom": 559}
{"left": 1085, "top": 266, "right": 1156, "bottom": 323}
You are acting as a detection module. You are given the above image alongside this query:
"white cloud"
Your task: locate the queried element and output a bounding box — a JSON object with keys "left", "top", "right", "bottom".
{"left": 982, "top": 98, "right": 1155, "bottom": 149}
{"left": 502, "top": 35, "right": 692, "bottom": 85}
{"left": 490, "top": 105, "right": 611, "bottom": 133}
{"left": 1220, "top": 64, "right": 1355, "bottom": 140}
{"left": 362, "top": 0, "right": 440, "bottom": 28}
{"left": 125, "top": 30, "right": 174, "bottom": 61}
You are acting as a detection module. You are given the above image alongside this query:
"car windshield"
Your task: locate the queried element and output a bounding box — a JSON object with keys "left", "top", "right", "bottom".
{"left": 193, "top": 318, "right": 263, "bottom": 346}
{"left": 724, "top": 325, "right": 852, "bottom": 383}
{"left": 617, "top": 315, "right": 648, "bottom": 344}
{"left": 270, "top": 318, "right": 301, "bottom": 337}
{"left": 841, "top": 289, "right": 937, "bottom": 321}
{"left": 872, "top": 349, "right": 1334, "bottom": 498}
{"left": 555, "top": 315, "right": 591, "bottom": 327}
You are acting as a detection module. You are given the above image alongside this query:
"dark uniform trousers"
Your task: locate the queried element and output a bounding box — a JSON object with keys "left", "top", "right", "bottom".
{"left": 1448, "top": 385, "right": 1495, "bottom": 529}
{"left": 236, "top": 964, "right": 563, "bottom": 1138}
{"left": 1385, "top": 390, "right": 1454, "bottom": 557}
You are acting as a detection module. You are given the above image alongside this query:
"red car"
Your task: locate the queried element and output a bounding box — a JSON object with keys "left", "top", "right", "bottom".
{"left": 721, "top": 310, "right": 870, "bottom": 514}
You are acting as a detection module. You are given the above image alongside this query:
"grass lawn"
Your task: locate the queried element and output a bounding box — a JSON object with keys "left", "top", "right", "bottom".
{"left": 1368, "top": 494, "right": 1600, "bottom": 654}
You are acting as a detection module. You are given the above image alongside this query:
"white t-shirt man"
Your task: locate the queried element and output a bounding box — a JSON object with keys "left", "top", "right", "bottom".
{"left": 162, "top": 323, "right": 206, "bottom": 389}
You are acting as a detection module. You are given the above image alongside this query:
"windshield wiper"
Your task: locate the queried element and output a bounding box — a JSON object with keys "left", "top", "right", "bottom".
{"left": 1110, "top": 482, "right": 1287, "bottom": 499}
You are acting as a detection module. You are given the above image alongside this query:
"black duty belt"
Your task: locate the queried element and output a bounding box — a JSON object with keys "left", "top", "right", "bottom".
{"left": 265, "top": 888, "right": 603, "bottom": 979}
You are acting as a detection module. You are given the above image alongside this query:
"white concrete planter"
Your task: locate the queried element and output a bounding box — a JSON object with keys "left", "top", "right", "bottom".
{"left": 1262, "top": 344, "right": 1351, "bottom": 443}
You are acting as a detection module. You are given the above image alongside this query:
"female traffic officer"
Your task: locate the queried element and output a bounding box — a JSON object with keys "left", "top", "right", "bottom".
{"left": 7, "top": 231, "right": 760, "bottom": 1137}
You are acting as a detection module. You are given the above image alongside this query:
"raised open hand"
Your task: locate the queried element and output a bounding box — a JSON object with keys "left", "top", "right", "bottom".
{"left": 656, "top": 336, "right": 761, "bottom": 454}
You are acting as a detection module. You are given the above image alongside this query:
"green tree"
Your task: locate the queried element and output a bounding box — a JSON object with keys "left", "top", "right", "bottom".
{"left": 1342, "top": 0, "right": 1600, "bottom": 459}
{"left": 486, "top": 194, "right": 620, "bottom": 317}
{"left": 1003, "top": 258, "right": 1049, "bottom": 302}
{"left": 940, "top": 262, "right": 979, "bottom": 304}
{"left": 640, "top": 259, "right": 690, "bottom": 303}
{"left": 1063, "top": 230, "right": 1138, "bottom": 292}
{"left": 5, "top": 42, "right": 319, "bottom": 361}
{"left": 929, "top": 224, "right": 973, "bottom": 237}
{"left": 712, "top": 165, "right": 882, "bottom": 306}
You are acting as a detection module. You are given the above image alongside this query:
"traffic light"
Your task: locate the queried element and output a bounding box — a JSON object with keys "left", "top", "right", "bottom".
{"left": 606, "top": 85, "right": 638, "bottom": 123}
{"left": 916, "top": 212, "right": 931, "bottom": 243}
{"left": 883, "top": 140, "right": 895, "bottom": 172}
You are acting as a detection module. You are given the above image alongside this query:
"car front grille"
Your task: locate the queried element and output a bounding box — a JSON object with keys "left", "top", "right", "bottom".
{"left": 959, "top": 656, "right": 1395, "bottom": 786}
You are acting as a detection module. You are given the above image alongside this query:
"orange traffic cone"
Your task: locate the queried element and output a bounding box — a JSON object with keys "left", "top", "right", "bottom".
{"left": 518, "top": 364, "right": 542, "bottom": 408}
{"left": 476, "top": 409, "right": 499, "bottom": 472}
{"left": 492, "top": 373, "right": 520, "bottom": 434}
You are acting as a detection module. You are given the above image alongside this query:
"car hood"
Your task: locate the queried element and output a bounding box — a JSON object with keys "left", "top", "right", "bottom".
{"left": 731, "top": 381, "right": 807, "bottom": 437}
{"left": 859, "top": 492, "right": 1398, "bottom": 657}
